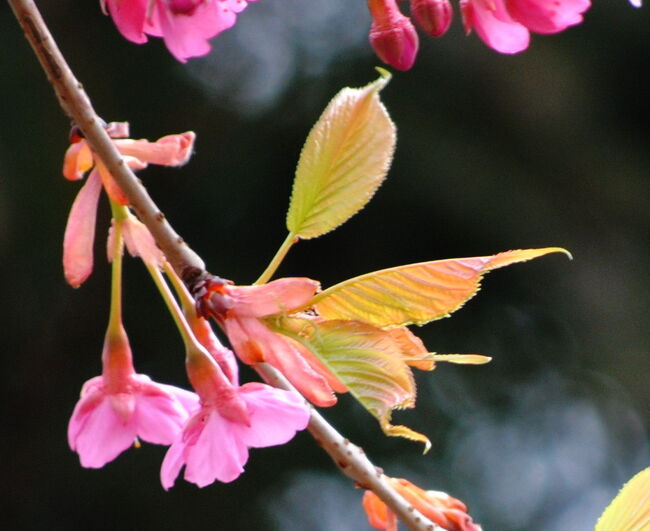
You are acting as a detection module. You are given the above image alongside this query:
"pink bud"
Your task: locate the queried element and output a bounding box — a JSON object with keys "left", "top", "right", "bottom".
{"left": 410, "top": 0, "right": 453, "bottom": 38}
{"left": 370, "top": 8, "right": 418, "bottom": 70}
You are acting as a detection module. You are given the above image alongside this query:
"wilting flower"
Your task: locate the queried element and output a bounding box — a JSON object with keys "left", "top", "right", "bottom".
{"left": 62, "top": 122, "right": 194, "bottom": 287}
{"left": 367, "top": 0, "right": 419, "bottom": 70}
{"left": 101, "top": 0, "right": 255, "bottom": 62}
{"left": 161, "top": 338, "right": 310, "bottom": 488}
{"left": 460, "top": 0, "right": 590, "bottom": 54}
{"left": 68, "top": 324, "right": 199, "bottom": 468}
{"left": 362, "top": 477, "right": 482, "bottom": 531}
{"left": 194, "top": 276, "right": 345, "bottom": 407}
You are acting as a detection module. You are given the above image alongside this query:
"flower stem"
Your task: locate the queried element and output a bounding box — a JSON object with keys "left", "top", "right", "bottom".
{"left": 254, "top": 232, "right": 299, "bottom": 285}
{"left": 107, "top": 206, "right": 124, "bottom": 336}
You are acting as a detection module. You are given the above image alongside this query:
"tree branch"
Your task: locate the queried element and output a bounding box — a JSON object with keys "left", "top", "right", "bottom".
{"left": 8, "top": 1, "right": 440, "bottom": 529}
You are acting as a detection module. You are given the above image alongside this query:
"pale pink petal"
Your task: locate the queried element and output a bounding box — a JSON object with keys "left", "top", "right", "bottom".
{"left": 157, "top": 383, "right": 201, "bottom": 415}
{"left": 67, "top": 384, "right": 105, "bottom": 448}
{"left": 121, "top": 216, "right": 165, "bottom": 266}
{"left": 226, "top": 317, "right": 337, "bottom": 407}
{"left": 105, "top": 121, "right": 130, "bottom": 138}
{"left": 71, "top": 398, "right": 137, "bottom": 468}
{"left": 505, "top": 0, "right": 590, "bottom": 34}
{"left": 184, "top": 410, "right": 249, "bottom": 485}
{"left": 105, "top": 0, "right": 149, "bottom": 44}
{"left": 115, "top": 132, "right": 195, "bottom": 166}
{"left": 133, "top": 393, "right": 190, "bottom": 444}
{"left": 63, "top": 141, "right": 94, "bottom": 181}
{"left": 462, "top": 0, "right": 530, "bottom": 53}
{"left": 63, "top": 170, "right": 103, "bottom": 287}
{"left": 227, "top": 278, "right": 320, "bottom": 317}
{"left": 156, "top": 1, "right": 238, "bottom": 62}
{"left": 160, "top": 439, "right": 186, "bottom": 490}
{"left": 238, "top": 383, "right": 310, "bottom": 447}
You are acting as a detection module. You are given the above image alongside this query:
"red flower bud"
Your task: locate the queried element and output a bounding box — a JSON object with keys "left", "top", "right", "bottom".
{"left": 410, "top": 0, "right": 453, "bottom": 38}
{"left": 368, "top": 0, "right": 420, "bottom": 71}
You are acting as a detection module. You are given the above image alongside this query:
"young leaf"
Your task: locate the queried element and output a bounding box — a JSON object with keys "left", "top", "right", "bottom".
{"left": 595, "top": 467, "right": 650, "bottom": 531}
{"left": 307, "top": 247, "right": 571, "bottom": 329}
{"left": 286, "top": 70, "right": 396, "bottom": 239}
{"left": 274, "top": 317, "right": 431, "bottom": 449}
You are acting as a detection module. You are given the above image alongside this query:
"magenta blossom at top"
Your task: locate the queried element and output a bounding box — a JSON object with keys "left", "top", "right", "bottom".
{"left": 68, "top": 325, "right": 199, "bottom": 468}
{"left": 460, "top": 0, "right": 590, "bottom": 54}
{"left": 102, "top": 0, "right": 255, "bottom": 62}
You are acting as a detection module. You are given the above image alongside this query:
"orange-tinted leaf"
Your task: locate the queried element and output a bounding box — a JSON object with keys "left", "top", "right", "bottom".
{"left": 274, "top": 317, "right": 430, "bottom": 449}
{"left": 596, "top": 467, "right": 650, "bottom": 531}
{"left": 286, "top": 70, "right": 395, "bottom": 239}
{"left": 308, "top": 248, "right": 571, "bottom": 328}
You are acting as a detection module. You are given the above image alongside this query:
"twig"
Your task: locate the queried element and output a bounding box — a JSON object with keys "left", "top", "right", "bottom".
{"left": 8, "top": 2, "right": 440, "bottom": 529}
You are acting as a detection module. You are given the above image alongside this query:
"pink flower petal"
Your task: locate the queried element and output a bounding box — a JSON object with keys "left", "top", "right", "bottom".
{"left": 63, "top": 170, "right": 103, "bottom": 287}
{"left": 226, "top": 316, "right": 337, "bottom": 407}
{"left": 184, "top": 410, "right": 249, "bottom": 485}
{"left": 160, "top": 439, "right": 186, "bottom": 490}
{"left": 238, "top": 383, "right": 310, "bottom": 447}
{"left": 70, "top": 398, "right": 137, "bottom": 468}
{"left": 156, "top": 1, "right": 238, "bottom": 62}
{"left": 134, "top": 392, "right": 191, "bottom": 445}
{"left": 121, "top": 216, "right": 165, "bottom": 267}
{"left": 462, "top": 0, "right": 530, "bottom": 53}
{"left": 105, "top": 0, "right": 149, "bottom": 44}
{"left": 226, "top": 278, "right": 320, "bottom": 317}
{"left": 63, "top": 141, "right": 94, "bottom": 181}
{"left": 114, "top": 132, "right": 195, "bottom": 167}
{"left": 505, "top": 0, "right": 590, "bottom": 34}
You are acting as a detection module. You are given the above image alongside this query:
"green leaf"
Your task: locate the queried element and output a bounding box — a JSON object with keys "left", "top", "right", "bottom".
{"left": 286, "top": 70, "right": 396, "bottom": 239}
{"left": 307, "top": 247, "right": 571, "bottom": 329}
{"left": 596, "top": 467, "right": 650, "bottom": 531}
{"left": 274, "top": 317, "right": 431, "bottom": 449}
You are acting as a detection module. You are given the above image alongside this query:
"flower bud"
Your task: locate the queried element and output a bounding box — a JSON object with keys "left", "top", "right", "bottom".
{"left": 368, "top": 0, "right": 419, "bottom": 71}
{"left": 410, "top": 0, "right": 453, "bottom": 38}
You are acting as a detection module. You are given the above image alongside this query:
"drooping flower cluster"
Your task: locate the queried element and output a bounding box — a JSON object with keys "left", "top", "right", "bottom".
{"left": 65, "top": 127, "right": 310, "bottom": 488}
{"left": 62, "top": 122, "right": 194, "bottom": 286}
{"left": 367, "top": 0, "right": 592, "bottom": 69}
{"left": 101, "top": 0, "right": 256, "bottom": 62}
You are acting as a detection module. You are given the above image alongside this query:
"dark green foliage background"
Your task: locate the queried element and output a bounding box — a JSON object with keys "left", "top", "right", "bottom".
{"left": 0, "top": 2, "right": 647, "bottom": 530}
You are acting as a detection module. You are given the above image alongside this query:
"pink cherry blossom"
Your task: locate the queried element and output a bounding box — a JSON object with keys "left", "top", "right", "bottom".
{"left": 62, "top": 123, "right": 195, "bottom": 287}
{"left": 161, "top": 382, "right": 310, "bottom": 488}
{"left": 504, "top": 0, "right": 590, "bottom": 34}
{"left": 460, "top": 0, "right": 590, "bottom": 54}
{"left": 102, "top": 0, "right": 255, "bottom": 62}
{"left": 68, "top": 326, "right": 199, "bottom": 468}
{"left": 195, "top": 276, "right": 345, "bottom": 407}
{"left": 460, "top": 0, "right": 530, "bottom": 54}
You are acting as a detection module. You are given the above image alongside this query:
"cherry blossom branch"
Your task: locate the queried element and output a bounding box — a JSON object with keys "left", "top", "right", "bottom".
{"left": 9, "top": 2, "right": 439, "bottom": 529}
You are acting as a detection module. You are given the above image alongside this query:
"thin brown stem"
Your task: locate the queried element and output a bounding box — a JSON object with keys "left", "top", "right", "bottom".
{"left": 9, "top": 2, "right": 439, "bottom": 529}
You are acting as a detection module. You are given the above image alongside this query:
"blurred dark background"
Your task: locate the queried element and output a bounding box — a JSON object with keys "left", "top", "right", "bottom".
{"left": 1, "top": 2, "right": 648, "bottom": 530}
